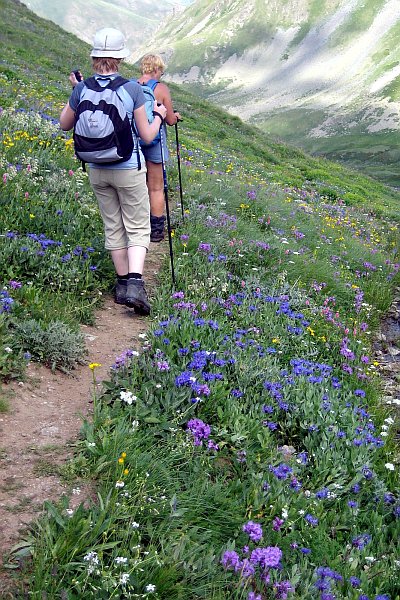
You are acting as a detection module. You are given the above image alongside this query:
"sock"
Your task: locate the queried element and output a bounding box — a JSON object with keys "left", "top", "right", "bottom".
{"left": 117, "top": 274, "right": 128, "bottom": 283}
{"left": 128, "top": 272, "right": 142, "bottom": 280}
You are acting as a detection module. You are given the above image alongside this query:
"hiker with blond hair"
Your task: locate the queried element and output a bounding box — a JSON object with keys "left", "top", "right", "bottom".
{"left": 60, "top": 29, "right": 167, "bottom": 316}
{"left": 137, "top": 54, "right": 182, "bottom": 242}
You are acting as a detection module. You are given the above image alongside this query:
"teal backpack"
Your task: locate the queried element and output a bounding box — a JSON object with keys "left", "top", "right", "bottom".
{"left": 137, "top": 79, "right": 161, "bottom": 148}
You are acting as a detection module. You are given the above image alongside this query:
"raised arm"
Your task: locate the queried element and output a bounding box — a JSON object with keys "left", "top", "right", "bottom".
{"left": 154, "top": 82, "right": 181, "bottom": 125}
{"left": 134, "top": 103, "right": 167, "bottom": 143}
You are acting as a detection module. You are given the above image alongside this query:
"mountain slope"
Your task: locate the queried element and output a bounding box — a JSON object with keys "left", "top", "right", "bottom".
{"left": 20, "top": 0, "right": 189, "bottom": 54}
{"left": 134, "top": 0, "right": 400, "bottom": 187}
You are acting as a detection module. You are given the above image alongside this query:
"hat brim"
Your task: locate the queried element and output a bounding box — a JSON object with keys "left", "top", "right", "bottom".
{"left": 90, "top": 47, "right": 130, "bottom": 58}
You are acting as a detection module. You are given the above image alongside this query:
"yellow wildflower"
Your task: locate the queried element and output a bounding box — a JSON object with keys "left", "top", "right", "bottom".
{"left": 89, "top": 362, "right": 102, "bottom": 370}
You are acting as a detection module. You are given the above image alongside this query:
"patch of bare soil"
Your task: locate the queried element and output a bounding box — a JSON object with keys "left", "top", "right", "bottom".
{"left": 0, "top": 244, "right": 165, "bottom": 595}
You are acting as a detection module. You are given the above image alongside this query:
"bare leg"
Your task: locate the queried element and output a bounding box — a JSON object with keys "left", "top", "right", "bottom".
{"left": 127, "top": 245, "right": 147, "bottom": 275}
{"left": 146, "top": 161, "right": 164, "bottom": 216}
{"left": 111, "top": 248, "right": 129, "bottom": 276}
{"left": 111, "top": 246, "right": 147, "bottom": 276}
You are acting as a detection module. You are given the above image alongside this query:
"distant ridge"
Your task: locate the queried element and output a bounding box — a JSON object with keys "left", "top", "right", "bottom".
{"left": 134, "top": 0, "right": 400, "bottom": 187}
{"left": 20, "top": 0, "right": 191, "bottom": 54}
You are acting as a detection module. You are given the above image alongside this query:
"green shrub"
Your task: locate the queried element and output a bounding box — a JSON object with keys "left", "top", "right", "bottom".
{"left": 13, "top": 319, "right": 87, "bottom": 372}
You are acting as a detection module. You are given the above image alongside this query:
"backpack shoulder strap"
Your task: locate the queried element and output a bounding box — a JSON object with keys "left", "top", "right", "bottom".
{"left": 82, "top": 76, "right": 129, "bottom": 92}
{"left": 146, "top": 79, "right": 159, "bottom": 91}
{"left": 107, "top": 76, "right": 129, "bottom": 91}
{"left": 81, "top": 76, "right": 98, "bottom": 91}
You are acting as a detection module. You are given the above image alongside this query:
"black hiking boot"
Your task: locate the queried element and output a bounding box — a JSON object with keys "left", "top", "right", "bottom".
{"left": 114, "top": 279, "right": 127, "bottom": 305}
{"left": 150, "top": 214, "right": 165, "bottom": 243}
{"left": 125, "top": 278, "right": 151, "bottom": 315}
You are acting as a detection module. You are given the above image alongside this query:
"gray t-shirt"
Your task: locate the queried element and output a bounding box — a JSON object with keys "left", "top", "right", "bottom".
{"left": 70, "top": 74, "right": 146, "bottom": 169}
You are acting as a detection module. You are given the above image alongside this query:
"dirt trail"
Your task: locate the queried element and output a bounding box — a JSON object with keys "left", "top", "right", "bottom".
{"left": 0, "top": 244, "right": 164, "bottom": 594}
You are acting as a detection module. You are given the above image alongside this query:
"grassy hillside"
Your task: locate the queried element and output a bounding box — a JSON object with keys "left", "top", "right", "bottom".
{"left": 1, "top": 0, "right": 399, "bottom": 598}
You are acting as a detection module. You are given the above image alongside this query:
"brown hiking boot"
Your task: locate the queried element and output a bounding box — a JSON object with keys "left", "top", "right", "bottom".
{"left": 114, "top": 279, "right": 127, "bottom": 305}
{"left": 150, "top": 215, "right": 165, "bottom": 243}
{"left": 125, "top": 278, "right": 151, "bottom": 315}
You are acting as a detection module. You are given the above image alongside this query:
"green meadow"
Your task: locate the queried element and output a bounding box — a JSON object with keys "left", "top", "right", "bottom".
{"left": 255, "top": 108, "right": 400, "bottom": 189}
{"left": 0, "top": 0, "right": 399, "bottom": 598}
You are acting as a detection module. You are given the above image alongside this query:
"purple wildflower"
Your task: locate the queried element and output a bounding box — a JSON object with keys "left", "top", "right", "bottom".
{"left": 207, "top": 439, "right": 219, "bottom": 451}
{"left": 352, "top": 533, "right": 372, "bottom": 550}
{"left": 8, "top": 280, "right": 22, "bottom": 289}
{"left": 274, "top": 580, "right": 295, "bottom": 599}
{"left": 273, "top": 517, "right": 284, "bottom": 531}
{"left": 157, "top": 360, "right": 170, "bottom": 371}
{"left": 305, "top": 514, "right": 319, "bottom": 527}
{"left": 243, "top": 521, "right": 263, "bottom": 543}
{"left": 187, "top": 418, "right": 211, "bottom": 446}
{"left": 221, "top": 550, "right": 240, "bottom": 571}
{"left": 198, "top": 242, "right": 212, "bottom": 253}
{"left": 349, "top": 577, "right": 361, "bottom": 588}
{"left": 250, "top": 546, "right": 282, "bottom": 568}
{"left": 248, "top": 593, "right": 262, "bottom": 600}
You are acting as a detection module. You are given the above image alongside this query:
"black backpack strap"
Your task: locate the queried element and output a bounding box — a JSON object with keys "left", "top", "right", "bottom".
{"left": 83, "top": 75, "right": 129, "bottom": 92}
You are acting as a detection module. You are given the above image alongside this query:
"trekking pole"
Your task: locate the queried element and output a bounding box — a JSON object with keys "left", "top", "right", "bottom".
{"left": 174, "top": 117, "right": 184, "bottom": 218}
{"left": 159, "top": 125, "right": 176, "bottom": 287}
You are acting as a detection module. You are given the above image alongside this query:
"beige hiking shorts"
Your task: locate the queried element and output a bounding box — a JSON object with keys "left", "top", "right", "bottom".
{"left": 89, "top": 167, "right": 150, "bottom": 250}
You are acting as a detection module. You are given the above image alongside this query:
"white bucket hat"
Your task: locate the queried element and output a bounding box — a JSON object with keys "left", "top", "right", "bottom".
{"left": 90, "top": 28, "right": 130, "bottom": 59}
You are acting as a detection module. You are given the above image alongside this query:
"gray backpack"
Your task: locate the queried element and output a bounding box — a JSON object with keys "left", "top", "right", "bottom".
{"left": 73, "top": 76, "right": 139, "bottom": 166}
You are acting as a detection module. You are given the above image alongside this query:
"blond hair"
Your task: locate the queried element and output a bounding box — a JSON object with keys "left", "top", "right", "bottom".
{"left": 139, "top": 54, "right": 165, "bottom": 75}
{"left": 92, "top": 57, "right": 122, "bottom": 74}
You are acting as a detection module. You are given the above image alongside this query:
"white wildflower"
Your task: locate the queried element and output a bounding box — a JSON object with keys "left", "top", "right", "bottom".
{"left": 83, "top": 551, "right": 99, "bottom": 574}
{"left": 115, "top": 556, "right": 128, "bottom": 565}
{"left": 145, "top": 584, "right": 156, "bottom": 593}
{"left": 384, "top": 463, "right": 395, "bottom": 471}
{"left": 84, "top": 551, "right": 99, "bottom": 563}
{"left": 120, "top": 390, "right": 137, "bottom": 405}
{"left": 120, "top": 573, "right": 130, "bottom": 585}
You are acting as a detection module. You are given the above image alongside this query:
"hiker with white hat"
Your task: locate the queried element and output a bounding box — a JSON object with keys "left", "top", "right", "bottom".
{"left": 60, "top": 28, "right": 167, "bottom": 316}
